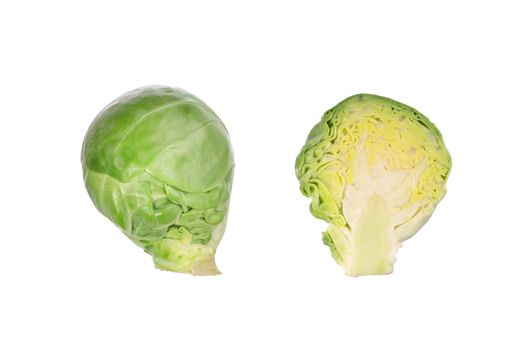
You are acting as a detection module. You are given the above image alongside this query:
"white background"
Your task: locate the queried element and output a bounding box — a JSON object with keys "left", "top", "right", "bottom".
{"left": 1, "top": 1, "right": 524, "bottom": 349}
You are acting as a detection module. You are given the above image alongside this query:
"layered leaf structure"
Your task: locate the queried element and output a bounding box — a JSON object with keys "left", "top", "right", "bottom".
{"left": 296, "top": 94, "right": 451, "bottom": 276}
{"left": 82, "top": 86, "right": 234, "bottom": 275}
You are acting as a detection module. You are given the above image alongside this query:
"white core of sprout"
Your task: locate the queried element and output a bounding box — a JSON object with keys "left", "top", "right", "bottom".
{"left": 339, "top": 142, "right": 431, "bottom": 274}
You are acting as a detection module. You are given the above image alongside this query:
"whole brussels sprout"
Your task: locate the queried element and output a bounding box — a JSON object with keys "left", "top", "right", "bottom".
{"left": 82, "top": 86, "right": 234, "bottom": 275}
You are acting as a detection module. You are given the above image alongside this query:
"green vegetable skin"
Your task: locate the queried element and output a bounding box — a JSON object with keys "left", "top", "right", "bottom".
{"left": 82, "top": 86, "right": 234, "bottom": 275}
{"left": 296, "top": 94, "right": 451, "bottom": 276}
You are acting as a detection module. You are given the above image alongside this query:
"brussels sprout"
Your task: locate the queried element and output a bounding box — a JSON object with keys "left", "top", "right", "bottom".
{"left": 82, "top": 86, "right": 234, "bottom": 275}
{"left": 296, "top": 94, "right": 451, "bottom": 276}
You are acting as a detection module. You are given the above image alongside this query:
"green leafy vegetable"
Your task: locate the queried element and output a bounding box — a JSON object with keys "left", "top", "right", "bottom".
{"left": 296, "top": 94, "right": 451, "bottom": 276}
{"left": 82, "top": 86, "right": 234, "bottom": 275}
